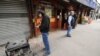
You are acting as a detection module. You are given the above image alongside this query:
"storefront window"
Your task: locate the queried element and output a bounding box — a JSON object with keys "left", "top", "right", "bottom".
{"left": 45, "top": 8, "right": 52, "bottom": 18}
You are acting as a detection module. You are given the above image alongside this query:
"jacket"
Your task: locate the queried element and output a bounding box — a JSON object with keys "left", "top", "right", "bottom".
{"left": 39, "top": 15, "right": 50, "bottom": 33}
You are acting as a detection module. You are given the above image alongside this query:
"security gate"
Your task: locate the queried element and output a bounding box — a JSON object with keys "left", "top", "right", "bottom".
{"left": 0, "top": 0, "right": 30, "bottom": 45}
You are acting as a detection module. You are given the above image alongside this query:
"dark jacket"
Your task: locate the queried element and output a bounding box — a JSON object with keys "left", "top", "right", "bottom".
{"left": 39, "top": 15, "right": 50, "bottom": 33}
{"left": 72, "top": 15, "right": 77, "bottom": 29}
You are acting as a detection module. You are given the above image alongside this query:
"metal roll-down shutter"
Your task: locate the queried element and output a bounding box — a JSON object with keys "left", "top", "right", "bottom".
{"left": 0, "top": 0, "right": 30, "bottom": 45}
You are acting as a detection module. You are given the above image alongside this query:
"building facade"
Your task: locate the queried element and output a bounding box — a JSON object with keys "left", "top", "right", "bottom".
{"left": 0, "top": 0, "right": 97, "bottom": 45}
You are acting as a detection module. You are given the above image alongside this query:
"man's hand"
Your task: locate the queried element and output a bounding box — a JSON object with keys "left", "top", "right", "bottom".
{"left": 35, "top": 25, "right": 39, "bottom": 28}
{"left": 35, "top": 24, "right": 40, "bottom": 28}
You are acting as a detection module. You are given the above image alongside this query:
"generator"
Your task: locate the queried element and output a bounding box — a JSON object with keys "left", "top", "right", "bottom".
{"left": 5, "top": 39, "right": 32, "bottom": 56}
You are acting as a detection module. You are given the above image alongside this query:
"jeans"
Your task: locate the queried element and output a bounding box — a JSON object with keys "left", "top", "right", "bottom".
{"left": 67, "top": 26, "right": 72, "bottom": 37}
{"left": 42, "top": 32, "right": 50, "bottom": 54}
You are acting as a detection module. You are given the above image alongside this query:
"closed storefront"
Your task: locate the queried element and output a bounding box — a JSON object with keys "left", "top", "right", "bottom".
{"left": 0, "top": 0, "right": 30, "bottom": 44}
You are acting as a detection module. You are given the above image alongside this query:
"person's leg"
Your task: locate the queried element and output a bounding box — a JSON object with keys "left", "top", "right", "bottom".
{"left": 42, "top": 33, "right": 50, "bottom": 55}
{"left": 67, "top": 27, "right": 70, "bottom": 36}
{"left": 67, "top": 26, "right": 72, "bottom": 37}
{"left": 69, "top": 27, "right": 72, "bottom": 36}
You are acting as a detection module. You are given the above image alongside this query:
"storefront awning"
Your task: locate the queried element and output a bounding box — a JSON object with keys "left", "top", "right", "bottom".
{"left": 63, "top": 0, "right": 70, "bottom": 2}
{"left": 76, "top": 0, "right": 97, "bottom": 9}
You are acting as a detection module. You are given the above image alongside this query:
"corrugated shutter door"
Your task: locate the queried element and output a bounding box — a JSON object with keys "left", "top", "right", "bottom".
{"left": 0, "top": 0, "right": 27, "bottom": 13}
{"left": 0, "top": 0, "right": 30, "bottom": 44}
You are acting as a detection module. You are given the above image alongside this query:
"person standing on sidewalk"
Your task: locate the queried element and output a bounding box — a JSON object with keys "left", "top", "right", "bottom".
{"left": 67, "top": 11, "right": 75, "bottom": 37}
{"left": 37, "top": 10, "right": 50, "bottom": 55}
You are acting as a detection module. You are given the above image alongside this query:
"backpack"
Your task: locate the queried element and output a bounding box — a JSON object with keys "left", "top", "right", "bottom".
{"left": 71, "top": 17, "right": 75, "bottom": 28}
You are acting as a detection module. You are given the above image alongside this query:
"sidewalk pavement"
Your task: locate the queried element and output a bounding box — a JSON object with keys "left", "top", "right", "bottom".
{"left": 0, "top": 19, "right": 100, "bottom": 56}
{"left": 29, "top": 19, "right": 100, "bottom": 56}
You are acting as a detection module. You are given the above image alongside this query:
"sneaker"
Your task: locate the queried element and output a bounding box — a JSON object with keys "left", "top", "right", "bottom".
{"left": 43, "top": 51, "right": 50, "bottom": 56}
{"left": 43, "top": 48, "right": 46, "bottom": 51}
